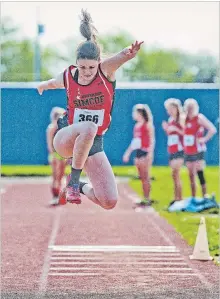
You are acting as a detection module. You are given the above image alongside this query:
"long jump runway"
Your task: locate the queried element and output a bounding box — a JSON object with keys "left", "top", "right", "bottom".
{"left": 1, "top": 178, "right": 219, "bottom": 299}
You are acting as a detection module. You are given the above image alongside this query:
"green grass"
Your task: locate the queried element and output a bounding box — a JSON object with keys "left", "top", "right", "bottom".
{"left": 1, "top": 165, "right": 57, "bottom": 176}
{"left": 1, "top": 165, "right": 138, "bottom": 177}
{"left": 1, "top": 165, "right": 219, "bottom": 260}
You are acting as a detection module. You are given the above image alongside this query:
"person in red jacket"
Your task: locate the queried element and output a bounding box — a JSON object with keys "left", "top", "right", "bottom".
{"left": 37, "top": 9, "right": 143, "bottom": 209}
{"left": 46, "top": 107, "right": 69, "bottom": 205}
{"left": 162, "top": 98, "right": 184, "bottom": 206}
{"left": 183, "top": 98, "right": 217, "bottom": 198}
{"left": 123, "top": 104, "right": 155, "bottom": 207}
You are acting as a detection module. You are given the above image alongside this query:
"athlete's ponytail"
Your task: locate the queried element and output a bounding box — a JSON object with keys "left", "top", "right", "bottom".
{"left": 79, "top": 9, "right": 98, "bottom": 42}
{"left": 134, "top": 104, "right": 153, "bottom": 125}
{"left": 76, "top": 9, "right": 101, "bottom": 61}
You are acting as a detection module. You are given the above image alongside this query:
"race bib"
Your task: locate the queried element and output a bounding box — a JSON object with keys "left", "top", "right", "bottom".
{"left": 131, "top": 137, "right": 141, "bottom": 150}
{"left": 73, "top": 108, "right": 104, "bottom": 126}
{"left": 168, "top": 134, "right": 179, "bottom": 146}
{"left": 184, "top": 135, "right": 195, "bottom": 146}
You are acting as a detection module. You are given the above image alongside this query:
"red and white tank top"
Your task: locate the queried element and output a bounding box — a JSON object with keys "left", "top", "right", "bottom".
{"left": 184, "top": 115, "right": 206, "bottom": 155}
{"left": 167, "top": 118, "right": 183, "bottom": 154}
{"left": 131, "top": 123, "right": 150, "bottom": 151}
{"left": 63, "top": 65, "right": 116, "bottom": 136}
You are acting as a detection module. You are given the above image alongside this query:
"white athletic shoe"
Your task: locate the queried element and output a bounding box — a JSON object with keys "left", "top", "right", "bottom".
{"left": 50, "top": 196, "right": 59, "bottom": 206}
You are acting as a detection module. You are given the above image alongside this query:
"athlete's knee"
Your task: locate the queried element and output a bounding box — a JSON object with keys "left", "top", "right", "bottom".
{"left": 140, "top": 172, "right": 149, "bottom": 181}
{"left": 101, "top": 197, "right": 118, "bottom": 210}
{"left": 189, "top": 171, "right": 195, "bottom": 178}
{"left": 172, "top": 168, "right": 179, "bottom": 177}
{"left": 82, "top": 122, "right": 98, "bottom": 138}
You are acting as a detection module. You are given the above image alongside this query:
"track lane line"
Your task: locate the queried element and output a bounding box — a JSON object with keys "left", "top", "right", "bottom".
{"left": 36, "top": 206, "right": 63, "bottom": 298}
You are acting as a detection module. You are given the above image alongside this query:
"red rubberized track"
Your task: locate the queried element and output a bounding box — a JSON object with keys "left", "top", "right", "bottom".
{"left": 1, "top": 179, "right": 219, "bottom": 299}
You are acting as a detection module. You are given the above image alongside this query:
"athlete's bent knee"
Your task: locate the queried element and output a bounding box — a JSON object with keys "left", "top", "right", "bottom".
{"left": 81, "top": 122, "right": 98, "bottom": 139}
{"left": 172, "top": 168, "right": 179, "bottom": 176}
{"left": 102, "top": 198, "right": 118, "bottom": 210}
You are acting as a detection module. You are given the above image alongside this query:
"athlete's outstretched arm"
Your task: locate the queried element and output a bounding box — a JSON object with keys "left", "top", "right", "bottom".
{"left": 101, "top": 41, "right": 144, "bottom": 80}
{"left": 122, "top": 144, "right": 134, "bottom": 163}
{"left": 37, "top": 72, "right": 64, "bottom": 95}
{"left": 198, "top": 114, "right": 217, "bottom": 143}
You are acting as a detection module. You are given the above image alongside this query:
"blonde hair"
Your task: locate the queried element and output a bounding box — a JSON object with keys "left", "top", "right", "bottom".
{"left": 164, "top": 98, "right": 183, "bottom": 123}
{"left": 133, "top": 103, "right": 153, "bottom": 124}
{"left": 50, "top": 107, "right": 65, "bottom": 122}
{"left": 184, "top": 98, "right": 199, "bottom": 115}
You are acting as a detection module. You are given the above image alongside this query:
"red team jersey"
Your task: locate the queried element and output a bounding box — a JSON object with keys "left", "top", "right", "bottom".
{"left": 167, "top": 119, "right": 183, "bottom": 154}
{"left": 63, "top": 65, "right": 116, "bottom": 136}
{"left": 184, "top": 115, "right": 206, "bottom": 155}
{"left": 132, "top": 123, "right": 150, "bottom": 151}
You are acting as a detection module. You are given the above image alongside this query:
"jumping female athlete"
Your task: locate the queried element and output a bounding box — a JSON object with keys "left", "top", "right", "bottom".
{"left": 46, "top": 107, "right": 69, "bottom": 205}
{"left": 162, "top": 98, "right": 184, "bottom": 206}
{"left": 123, "top": 104, "right": 155, "bottom": 207}
{"left": 37, "top": 10, "right": 143, "bottom": 209}
{"left": 183, "top": 98, "right": 217, "bottom": 198}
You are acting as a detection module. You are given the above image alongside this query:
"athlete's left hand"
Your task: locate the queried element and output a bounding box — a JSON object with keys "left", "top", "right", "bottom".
{"left": 124, "top": 41, "right": 144, "bottom": 59}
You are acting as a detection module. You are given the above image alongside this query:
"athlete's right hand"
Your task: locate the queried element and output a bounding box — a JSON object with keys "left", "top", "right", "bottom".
{"left": 123, "top": 153, "right": 130, "bottom": 163}
{"left": 162, "top": 121, "right": 168, "bottom": 131}
{"left": 37, "top": 82, "right": 45, "bottom": 95}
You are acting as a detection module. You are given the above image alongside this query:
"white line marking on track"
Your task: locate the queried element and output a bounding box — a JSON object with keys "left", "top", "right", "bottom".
{"left": 0, "top": 188, "right": 6, "bottom": 194}
{"left": 48, "top": 258, "right": 187, "bottom": 265}
{"left": 50, "top": 256, "right": 184, "bottom": 260}
{"left": 49, "top": 245, "right": 179, "bottom": 252}
{"left": 49, "top": 262, "right": 187, "bottom": 266}
{"left": 37, "top": 207, "right": 63, "bottom": 297}
{"left": 48, "top": 273, "right": 100, "bottom": 276}
{"left": 50, "top": 261, "right": 186, "bottom": 266}
{"left": 50, "top": 251, "right": 181, "bottom": 259}
{"left": 48, "top": 271, "right": 197, "bottom": 277}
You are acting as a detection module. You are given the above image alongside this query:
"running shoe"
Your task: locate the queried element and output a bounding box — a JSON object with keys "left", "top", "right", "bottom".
{"left": 50, "top": 196, "right": 59, "bottom": 206}
{"left": 135, "top": 199, "right": 153, "bottom": 207}
{"left": 58, "top": 184, "right": 81, "bottom": 205}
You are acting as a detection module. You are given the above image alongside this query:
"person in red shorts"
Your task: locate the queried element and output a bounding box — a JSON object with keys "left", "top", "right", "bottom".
{"left": 46, "top": 107, "right": 70, "bottom": 205}
{"left": 37, "top": 9, "right": 143, "bottom": 209}
{"left": 162, "top": 98, "right": 184, "bottom": 207}
{"left": 123, "top": 104, "right": 155, "bottom": 207}
{"left": 183, "top": 98, "right": 217, "bottom": 199}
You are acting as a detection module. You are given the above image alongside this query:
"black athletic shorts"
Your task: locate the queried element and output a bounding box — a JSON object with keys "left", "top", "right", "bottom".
{"left": 184, "top": 152, "right": 205, "bottom": 162}
{"left": 136, "top": 149, "right": 148, "bottom": 159}
{"left": 169, "top": 151, "right": 184, "bottom": 161}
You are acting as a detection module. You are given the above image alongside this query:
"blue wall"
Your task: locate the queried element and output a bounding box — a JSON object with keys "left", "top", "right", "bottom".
{"left": 1, "top": 85, "right": 219, "bottom": 165}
